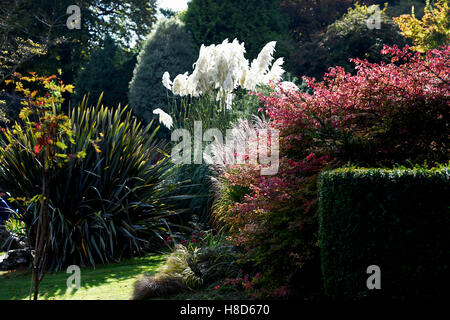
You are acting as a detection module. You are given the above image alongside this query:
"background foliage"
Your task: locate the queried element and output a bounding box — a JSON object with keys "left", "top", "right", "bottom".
{"left": 128, "top": 17, "right": 197, "bottom": 127}
{"left": 183, "top": 0, "right": 294, "bottom": 62}
{"left": 1, "top": 0, "right": 158, "bottom": 88}
{"left": 290, "top": 3, "right": 407, "bottom": 79}
{"left": 74, "top": 36, "right": 136, "bottom": 109}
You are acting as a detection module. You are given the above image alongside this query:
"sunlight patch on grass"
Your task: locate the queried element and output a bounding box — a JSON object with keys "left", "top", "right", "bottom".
{"left": 0, "top": 255, "right": 165, "bottom": 300}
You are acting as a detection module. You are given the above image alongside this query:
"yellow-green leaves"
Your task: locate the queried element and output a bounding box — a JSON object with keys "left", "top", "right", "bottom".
{"left": 19, "top": 107, "right": 33, "bottom": 120}
{"left": 76, "top": 150, "right": 87, "bottom": 159}
{"left": 394, "top": 0, "right": 450, "bottom": 52}
{"left": 56, "top": 141, "right": 67, "bottom": 150}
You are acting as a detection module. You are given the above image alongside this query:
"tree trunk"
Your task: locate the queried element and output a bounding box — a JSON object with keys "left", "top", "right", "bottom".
{"left": 30, "top": 158, "right": 49, "bottom": 300}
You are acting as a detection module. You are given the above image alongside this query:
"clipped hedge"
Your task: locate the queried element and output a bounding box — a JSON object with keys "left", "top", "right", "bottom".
{"left": 318, "top": 167, "right": 450, "bottom": 299}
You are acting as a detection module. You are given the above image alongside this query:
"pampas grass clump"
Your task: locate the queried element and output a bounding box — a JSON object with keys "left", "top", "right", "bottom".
{"left": 132, "top": 245, "right": 202, "bottom": 300}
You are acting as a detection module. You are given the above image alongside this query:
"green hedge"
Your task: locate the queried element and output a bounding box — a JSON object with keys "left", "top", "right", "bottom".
{"left": 318, "top": 167, "right": 450, "bottom": 299}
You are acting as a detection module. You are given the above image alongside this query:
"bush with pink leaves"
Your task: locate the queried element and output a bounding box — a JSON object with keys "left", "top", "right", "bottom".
{"left": 213, "top": 45, "right": 449, "bottom": 298}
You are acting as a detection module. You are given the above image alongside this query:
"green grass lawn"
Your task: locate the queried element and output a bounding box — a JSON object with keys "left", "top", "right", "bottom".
{"left": 0, "top": 254, "right": 165, "bottom": 300}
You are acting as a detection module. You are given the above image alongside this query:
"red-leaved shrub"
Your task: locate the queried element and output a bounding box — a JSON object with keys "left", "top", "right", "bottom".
{"left": 213, "top": 45, "right": 449, "bottom": 298}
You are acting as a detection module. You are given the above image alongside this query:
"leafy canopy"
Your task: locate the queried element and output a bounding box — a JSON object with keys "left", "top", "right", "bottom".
{"left": 1, "top": 0, "right": 158, "bottom": 89}
{"left": 183, "top": 0, "right": 293, "bottom": 61}
{"left": 394, "top": 0, "right": 450, "bottom": 52}
{"left": 290, "top": 3, "right": 406, "bottom": 79}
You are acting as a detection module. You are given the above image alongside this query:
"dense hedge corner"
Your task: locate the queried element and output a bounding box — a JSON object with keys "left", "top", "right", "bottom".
{"left": 318, "top": 167, "right": 450, "bottom": 300}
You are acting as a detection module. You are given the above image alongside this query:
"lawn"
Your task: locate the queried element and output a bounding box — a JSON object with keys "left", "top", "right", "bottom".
{"left": 0, "top": 254, "right": 165, "bottom": 300}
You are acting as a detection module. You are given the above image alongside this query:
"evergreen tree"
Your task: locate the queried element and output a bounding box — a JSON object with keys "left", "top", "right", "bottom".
{"left": 74, "top": 36, "right": 136, "bottom": 108}
{"left": 183, "top": 0, "right": 293, "bottom": 61}
{"left": 128, "top": 17, "right": 197, "bottom": 125}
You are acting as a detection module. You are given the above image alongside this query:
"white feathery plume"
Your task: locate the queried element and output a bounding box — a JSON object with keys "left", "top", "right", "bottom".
{"left": 225, "top": 92, "right": 234, "bottom": 110}
{"left": 264, "top": 57, "right": 285, "bottom": 84}
{"left": 153, "top": 108, "right": 173, "bottom": 129}
{"left": 163, "top": 39, "right": 284, "bottom": 106}
{"left": 172, "top": 72, "right": 190, "bottom": 96}
{"left": 204, "top": 115, "right": 270, "bottom": 171}
{"left": 244, "top": 41, "right": 277, "bottom": 90}
{"left": 251, "top": 41, "right": 277, "bottom": 75}
{"left": 162, "top": 72, "right": 173, "bottom": 90}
